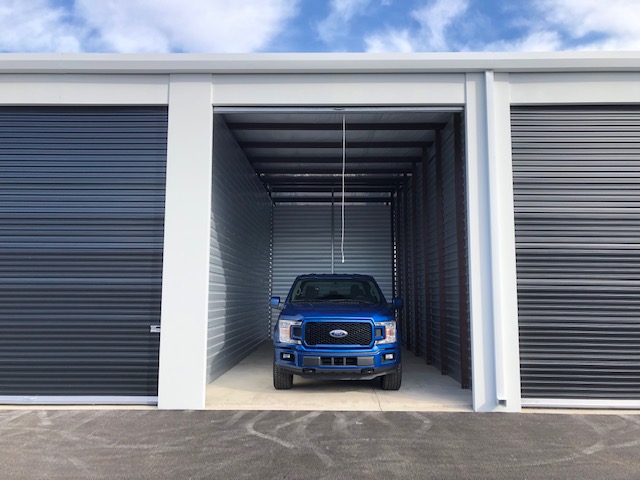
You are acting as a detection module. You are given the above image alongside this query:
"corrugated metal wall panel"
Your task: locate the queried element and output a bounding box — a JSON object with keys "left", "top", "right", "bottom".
{"left": 426, "top": 152, "right": 441, "bottom": 369}
{"left": 405, "top": 182, "right": 416, "bottom": 351}
{"left": 272, "top": 203, "right": 393, "bottom": 319}
{"left": 333, "top": 204, "right": 393, "bottom": 299}
{"left": 394, "top": 193, "right": 408, "bottom": 347}
{"left": 512, "top": 105, "right": 640, "bottom": 400}
{"left": 415, "top": 163, "right": 427, "bottom": 359}
{"left": 399, "top": 179, "right": 419, "bottom": 353}
{"left": 271, "top": 204, "right": 332, "bottom": 327}
{"left": 0, "top": 106, "right": 167, "bottom": 398}
{"left": 208, "top": 117, "right": 273, "bottom": 382}
{"left": 442, "top": 120, "right": 462, "bottom": 383}
{"left": 455, "top": 113, "right": 471, "bottom": 388}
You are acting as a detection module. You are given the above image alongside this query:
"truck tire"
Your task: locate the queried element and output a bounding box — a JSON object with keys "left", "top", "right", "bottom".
{"left": 273, "top": 362, "right": 293, "bottom": 390}
{"left": 381, "top": 364, "right": 402, "bottom": 390}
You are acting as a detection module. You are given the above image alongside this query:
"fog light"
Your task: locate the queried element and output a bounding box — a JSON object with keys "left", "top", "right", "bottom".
{"left": 384, "top": 353, "right": 394, "bottom": 361}
{"left": 281, "top": 352, "right": 294, "bottom": 361}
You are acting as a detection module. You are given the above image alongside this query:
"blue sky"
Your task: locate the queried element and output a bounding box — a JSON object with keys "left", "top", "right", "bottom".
{"left": 1, "top": 0, "right": 639, "bottom": 53}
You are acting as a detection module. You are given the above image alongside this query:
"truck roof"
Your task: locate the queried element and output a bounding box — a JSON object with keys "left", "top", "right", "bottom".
{"left": 295, "top": 274, "right": 376, "bottom": 280}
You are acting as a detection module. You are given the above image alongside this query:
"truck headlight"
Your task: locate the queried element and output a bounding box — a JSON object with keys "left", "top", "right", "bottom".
{"left": 278, "top": 319, "right": 302, "bottom": 344}
{"left": 374, "top": 321, "right": 397, "bottom": 345}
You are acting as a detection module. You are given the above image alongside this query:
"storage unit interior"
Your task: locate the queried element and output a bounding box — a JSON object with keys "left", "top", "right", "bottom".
{"left": 207, "top": 107, "right": 471, "bottom": 392}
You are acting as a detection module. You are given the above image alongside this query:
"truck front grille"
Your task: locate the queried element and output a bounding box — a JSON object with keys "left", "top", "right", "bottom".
{"left": 304, "top": 322, "right": 372, "bottom": 346}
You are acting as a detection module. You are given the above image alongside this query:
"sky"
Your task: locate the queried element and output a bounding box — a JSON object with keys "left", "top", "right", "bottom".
{"left": 1, "top": 0, "right": 640, "bottom": 54}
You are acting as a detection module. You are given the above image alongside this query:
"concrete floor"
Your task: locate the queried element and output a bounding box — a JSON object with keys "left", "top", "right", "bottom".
{"left": 205, "top": 342, "right": 472, "bottom": 411}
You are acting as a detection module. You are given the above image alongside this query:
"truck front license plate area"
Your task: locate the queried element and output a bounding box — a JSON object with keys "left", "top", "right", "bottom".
{"left": 302, "top": 356, "right": 374, "bottom": 367}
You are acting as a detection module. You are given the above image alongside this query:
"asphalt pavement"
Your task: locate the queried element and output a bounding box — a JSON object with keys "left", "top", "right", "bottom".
{"left": 1, "top": 409, "right": 639, "bottom": 479}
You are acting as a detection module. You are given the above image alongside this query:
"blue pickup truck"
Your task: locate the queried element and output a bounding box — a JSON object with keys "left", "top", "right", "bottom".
{"left": 270, "top": 274, "right": 403, "bottom": 390}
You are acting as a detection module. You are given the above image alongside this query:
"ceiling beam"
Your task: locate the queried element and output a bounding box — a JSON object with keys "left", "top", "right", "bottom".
{"left": 260, "top": 176, "right": 406, "bottom": 186}
{"left": 240, "top": 141, "right": 432, "bottom": 149}
{"left": 227, "top": 122, "right": 446, "bottom": 131}
{"left": 272, "top": 197, "right": 391, "bottom": 204}
{"left": 270, "top": 184, "right": 394, "bottom": 193}
{"left": 256, "top": 166, "right": 412, "bottom": 175}
{"left": 249, "top": 156, "right": 422, "bottom": 164}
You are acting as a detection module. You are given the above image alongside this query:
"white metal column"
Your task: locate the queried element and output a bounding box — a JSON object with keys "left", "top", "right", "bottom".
{"left": 486, "top": 72, "right": 521, "bottom": 411}
{"left": 465, "top": 72, "right": 521, "bottom": 412}
{"left": 158, "top": 74, "right": 213, "bottom": 409}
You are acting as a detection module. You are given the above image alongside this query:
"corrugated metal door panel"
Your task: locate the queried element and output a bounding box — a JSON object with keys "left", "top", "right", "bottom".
{"left": 0, "top": 106, "right": 167, "bottom": 399}
{"left": 208, "top": 117, "right": 272, "bottom": 382}
{"left": 427, "top": 153, "right": 441, "bottom": 369}
{"left": 442, "top": 122, "right": 462, "bottom": 383}
{"left": 512, "top": 105, "right": 640, "bottom": 400}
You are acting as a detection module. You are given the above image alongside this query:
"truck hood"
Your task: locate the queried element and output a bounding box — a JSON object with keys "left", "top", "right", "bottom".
{"left": 280, "top": 302, "right": 395, "bottom": 321}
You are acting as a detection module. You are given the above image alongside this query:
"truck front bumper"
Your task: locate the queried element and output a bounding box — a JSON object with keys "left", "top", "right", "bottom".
{"left": 274, "top": 345, "right": 401, "bottom": 380}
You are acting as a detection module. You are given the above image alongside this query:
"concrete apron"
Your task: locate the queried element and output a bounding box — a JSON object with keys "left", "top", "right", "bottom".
{"left": 205, "top": 342, "right": 472, "bottom": 412}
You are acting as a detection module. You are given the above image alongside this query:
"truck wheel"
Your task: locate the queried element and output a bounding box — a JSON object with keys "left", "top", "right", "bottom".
{"left": 273, "top": 362, "right": 293, "bottom": 390}
{"left": 381, "top": 364, "right": 402, "bottom": 390}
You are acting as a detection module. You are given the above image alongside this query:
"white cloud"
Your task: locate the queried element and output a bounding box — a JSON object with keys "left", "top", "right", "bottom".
{"left": 317, "top": 0, "right": 371, "bottom": 45}
{"left": 365, "top": 0, "right": 469, "bottom": 52}
{"left": 0, "top": 0, "right": 298, "bottom": 53}
{"left": 75, "top": 0, "right": 300, "bottom": 53}
{"left": 411, "top": 0, "right": 468, "bottom": 51}
{"left": 535, "top": 0, "right": 640, "bottom": 50}
{"left": 3, "top": 0, "right": 639, "bottom": 54}
{"left": 0, "top": 0, "right": 82, "bottom": 52}
{"left": 366, "top": 29, "right": 413, "bottom": 52}
{"left": 482, "top": 30, "right": 562, "bottom": 52}
{"left": 364, "top": 0, "right": 640, "bottom": 53}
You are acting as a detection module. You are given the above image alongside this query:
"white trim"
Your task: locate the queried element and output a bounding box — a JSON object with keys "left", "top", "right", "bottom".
{"left": 157, "top": 74, "right": 213, "bottom": 410}
{"left": 211, "top": 74, "right": 465, "bottom": 106}
{"left": 0, "top": 396, "right": 157, "bottom": 405}
{"left": 214, "top": 106, "right": 464, "bottom": 113}
{"left": 510, "top": 72, "right": 640, "bottom": 105}
{"left": 3, "top": 52, "right": 640, "bottom": 74}
{"left": 523, "top": 398, "right": 640, "bottom": 410}
{"left": 0, "top": 74, "right": 168, "bottom": 105}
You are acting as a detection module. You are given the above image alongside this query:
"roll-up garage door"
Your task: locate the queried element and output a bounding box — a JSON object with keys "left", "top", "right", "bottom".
{"left": 512, "top": 106, "right": 640, "bottom": 402}
{"left": 0, "top": 106, "right": 167, "bottom": 402}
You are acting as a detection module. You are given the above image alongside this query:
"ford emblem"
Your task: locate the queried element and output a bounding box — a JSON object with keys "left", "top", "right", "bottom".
{"left": 329, "top": 329, "right": 348, "bottom": 338}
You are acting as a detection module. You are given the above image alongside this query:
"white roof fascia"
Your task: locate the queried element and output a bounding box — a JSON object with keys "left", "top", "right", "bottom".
{"left": 1, "top": 52, "right": 640, "bottom": 74}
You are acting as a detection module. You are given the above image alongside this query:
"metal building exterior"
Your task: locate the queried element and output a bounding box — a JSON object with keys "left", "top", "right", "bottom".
{"left": 1, "top": 52, "right": 640, "bottom": 412}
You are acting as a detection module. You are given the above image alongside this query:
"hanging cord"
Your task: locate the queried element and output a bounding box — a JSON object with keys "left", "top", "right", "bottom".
{"left": 341, "top": 115, "right": 346, "bottom": 263}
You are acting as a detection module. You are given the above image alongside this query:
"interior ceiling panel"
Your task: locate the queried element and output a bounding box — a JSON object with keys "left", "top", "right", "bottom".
{"left": 220, "top": 110, "right": 454, "bottom": 203}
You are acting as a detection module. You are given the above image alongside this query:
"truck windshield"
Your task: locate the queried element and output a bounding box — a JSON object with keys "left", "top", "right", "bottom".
{"left": 289, "top": 278, "right": 384, "bottom": 304}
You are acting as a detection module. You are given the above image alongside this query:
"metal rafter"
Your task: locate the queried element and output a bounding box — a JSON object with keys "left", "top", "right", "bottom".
{"left": 239, "top": 141, "right": 432, "bottom": 149}
{"left": 227, "top": 122, "right": 446, "bottom": 131}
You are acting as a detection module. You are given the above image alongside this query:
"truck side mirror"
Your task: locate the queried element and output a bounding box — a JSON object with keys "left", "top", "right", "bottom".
{"left": 392, "top": 297, "right": 403, "bottom": 309}
{"left": 269, "top": 296, "right": 281, "bottom": 307}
